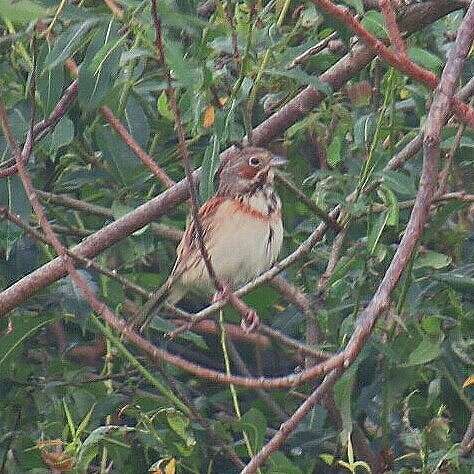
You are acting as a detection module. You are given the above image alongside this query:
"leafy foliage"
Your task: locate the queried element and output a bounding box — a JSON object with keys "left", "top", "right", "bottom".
{"left": 1, "top": 0, "right": 474, "bottom": 473}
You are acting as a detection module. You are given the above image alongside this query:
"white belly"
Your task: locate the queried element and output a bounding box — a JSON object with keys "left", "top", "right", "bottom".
{"left": 209, "top": 200, "right": 283, "bottom": 288}
{"left": 177, "top": 195, "right": 283, "bottom": 296}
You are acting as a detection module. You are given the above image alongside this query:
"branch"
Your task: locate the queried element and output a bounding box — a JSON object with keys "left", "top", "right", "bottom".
{"left": 460, "top": 409, "right": 474, "bottom": 457}
{"left": 241, "top": 369, "right": 342, "bottom": 473}
{"left": 379, "top": 0, "right": 406, "bottom": 56}
{"left": 343, "top": 0, "right": 474, "bottom": 368}
{"left": 286, "top": 31, "right": 338, "bottom": 70}
{"left": 149, "top": 0, "right": 256, "bottom": 327}
{"left": 310, "top": 0, "right": 474, "bottom": 128}
{"left": 0, "top": 0, "right": 464, "bottom": 317}
{"left": 0, "top": 80, "right": 78, "bottom": 177}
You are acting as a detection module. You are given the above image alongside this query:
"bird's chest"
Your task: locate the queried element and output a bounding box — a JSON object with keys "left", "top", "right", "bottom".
{"left": 208, "top": 192, "right": 283, "bottom": 286}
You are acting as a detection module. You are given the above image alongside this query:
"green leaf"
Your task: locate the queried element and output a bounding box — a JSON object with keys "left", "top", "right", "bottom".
{"left": 408, "top": 47, "right": 442, "bottom": 73}
{"left": 334, "top": 364, "right": 359, "bottom": 435}
{"left": 111, "top": 200, "right": 134, "bottom": 220}
{"left": 327, "top": 133, "right": 343, "bottom": 168}
{"left": 267, "top": 452, "right": 304, "bottom": 474}
{"left": 367, "top": 211, "right": 389, "bottom": 255}
{"left": 78, "top": 23, "right": 123, "bottom": 111}
{"left": 37, "top": 44, "right": 65, "bottom": 117}
{"left": 353, "top": 113, "right": 375, "bottom": 149}
{"left": 414, "top": 251, "right": 451, "bottom": 270}
{"left": 149, "top": 316, "right": 208, "bottom": 350}
{"left": 378, "top": 185, "right": 399, "bottom": 227}
{"left": 0, "top": 314, "right": 56, "bottom": 368}
{"left": 342, "top": 0, "right": 364, "bottom": 14}
{"left": 265, "top": 68, "right": 332, "bottom": 95}
{"left": 421, "top": 316, "right": 441, "bottom": 337}
{"left": 361, "top": 11, "right": 388, "bottom": 39}
{"left": 164, "top": 40, "right": 201, "bottom": 89}
{"left": 44, "top": 19, "right": 99, "bottom": 71}
{"left": 405, "top": 337, "right": 441, "bottom": 366}
{"left": 0, "top": 0, "right": 47, "bottom": 23}
{"left": 381, "top": 170, "right": 416, "bottom": 197}
{"left": 0, "top": 175, "right": 31, "bottom": 221}
{"left": 166, "top": 408, "right": 193, "bottom": 444}
{"left": 124, "top": 96, "right": 150, "bottom": 149}
{"left": 299, "top": 4, "right": 323, "bottom": 29}
{"left": 199, "top": 135, "right": 220, "bottom": 201}
{"left": 42, "top": 117, "right": 74, "bottom": 155}
{"left": 241, "top": 408, "right": 267, "bottom": 452}
{"left": 77, "top": 426, "right": 133, "bottom": 470}
{"left": 157, "top": 91, "right": 174, "bottom": 121}
{"left": 95, "top": 125, "right": 140, "bottom": 185}
{"left": 330, "top": 254, "right": 363, "bottom": 286}
{"left": 431, "top": 273, "right": 474, "bottom": 292}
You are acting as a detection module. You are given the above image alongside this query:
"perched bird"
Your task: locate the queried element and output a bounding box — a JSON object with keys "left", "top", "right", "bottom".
{"left": 140, "top": 145, "right": 286, "bottom": 327}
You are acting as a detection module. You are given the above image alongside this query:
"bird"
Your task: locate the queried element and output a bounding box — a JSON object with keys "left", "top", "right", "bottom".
{"left": 140, "top": 145, "right": 287, "bottom": 329}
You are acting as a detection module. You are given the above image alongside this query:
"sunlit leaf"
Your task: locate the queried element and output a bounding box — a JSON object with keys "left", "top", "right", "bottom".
{"left": 0, "top": 0, "right": 47, "bottom": 23}
{"left": 463, "top": 375, "right": 474, "bottom": 388}
{"left": 405, "top": 338, "right": 441, "bottom": 366}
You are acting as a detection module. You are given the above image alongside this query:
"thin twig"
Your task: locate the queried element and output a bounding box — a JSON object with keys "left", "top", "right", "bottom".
{"left": 36, "top": 189, "right": 183, "bottom": 242}
{"left": 310, "top": 0, "right": 474, "bottom": 128}
{"left": 379, "top": 0, "right": 407, "bottom": 56}
{"left": 241, "top": 369, "right": 342, "bottom": 473}
{"left": 275, "top": 172, "right": 341, "bottom": 231}
{"left": 0, "top": 0, "right": 465, "bottom": 317}
{"left": 150, "top": 0, "right": 258, "bottom": 326}
{"left": 0, "top": 81, "right": 78, "bottom": 178}
{"left": 460, "top": 409, "right": 474, "bottom": 457}
{"left": 286, "top": 31, "right": 338, "bottom": 69}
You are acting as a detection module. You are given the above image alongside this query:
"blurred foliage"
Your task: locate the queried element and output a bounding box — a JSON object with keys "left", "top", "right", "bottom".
{"left": 1, "top": 0, "right": 474, "bottom": 473}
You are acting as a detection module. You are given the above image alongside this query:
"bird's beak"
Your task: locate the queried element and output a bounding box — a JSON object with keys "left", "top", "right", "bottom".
{"left": 270, "top": 155, "right": 288, "bottom": 167}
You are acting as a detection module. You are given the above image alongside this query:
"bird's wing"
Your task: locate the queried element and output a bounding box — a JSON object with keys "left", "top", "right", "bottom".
{"left": 170, "top": 196, "right": 227, "bottom": 281}
{"left": 139, "top": 197, "right": 229, "bottom": 325}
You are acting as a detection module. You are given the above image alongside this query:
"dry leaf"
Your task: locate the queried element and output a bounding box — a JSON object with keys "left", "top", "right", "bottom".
{"left": 165, "top": 458, "right": 176, "bottom": 474}
{"left": 203, "top": 106, "right": 215, "bottom": 128}
{"left": 463, "top": 375, "right": 474, "bottom": 388}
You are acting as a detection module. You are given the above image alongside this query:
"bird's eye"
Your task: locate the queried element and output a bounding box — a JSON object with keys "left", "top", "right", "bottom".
{"left": 249, "top": 156, "right": 260, "bottom": 167}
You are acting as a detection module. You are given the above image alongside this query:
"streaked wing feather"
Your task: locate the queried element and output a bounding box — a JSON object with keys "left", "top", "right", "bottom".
{"left": 170, "top": 196, "right": 226, "bottom": 281}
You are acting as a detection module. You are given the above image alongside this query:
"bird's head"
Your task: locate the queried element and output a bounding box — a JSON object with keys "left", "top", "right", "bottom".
{"left": 217, "top": 146, "right": 287, "bottom": 196}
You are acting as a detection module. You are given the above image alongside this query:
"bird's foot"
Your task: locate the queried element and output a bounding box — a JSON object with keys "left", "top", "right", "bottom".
{"left": 241, "top": 310, "right": 260, "bottom": 333}
{"left": 212, "top": 283, "right": 232, "bottom": 304}
{"left": 166, "top": 322, "right": 193, "bottom": 339}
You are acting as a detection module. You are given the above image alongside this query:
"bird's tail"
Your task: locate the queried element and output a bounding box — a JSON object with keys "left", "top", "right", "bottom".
{"left": 137, "top": 279, "right": 173, "bottom": 330}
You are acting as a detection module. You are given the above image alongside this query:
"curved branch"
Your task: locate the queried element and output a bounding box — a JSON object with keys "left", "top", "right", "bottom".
{"left": 343, "top": 0, "right": 474, "bottom": 367}
{"left": 241, "top": 369, "right": 342, "bottom": 473}
{"left": 239, "top": 3, "right": 474, "bottom": 470}
{"left": 311, "top": 0, "right": 474, "bottom": 128}
{"left": 0, "top": 0, "right": 467, "bottom": 320}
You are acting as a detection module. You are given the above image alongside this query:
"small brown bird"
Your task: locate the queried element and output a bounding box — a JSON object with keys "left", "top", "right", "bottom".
{"left": 141, "top": 146, "right": 286, "bottom": 325}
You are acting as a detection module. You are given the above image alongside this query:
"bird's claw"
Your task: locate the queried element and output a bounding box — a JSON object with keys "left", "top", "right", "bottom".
{"left": 212, "top": 288, "right": 228, "bottom": 304}
{"left": 241, "top": 310, "right": 260, "bottom": 333}
{"left": 166, "top": 322, "right": 193, "bottom": 339}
